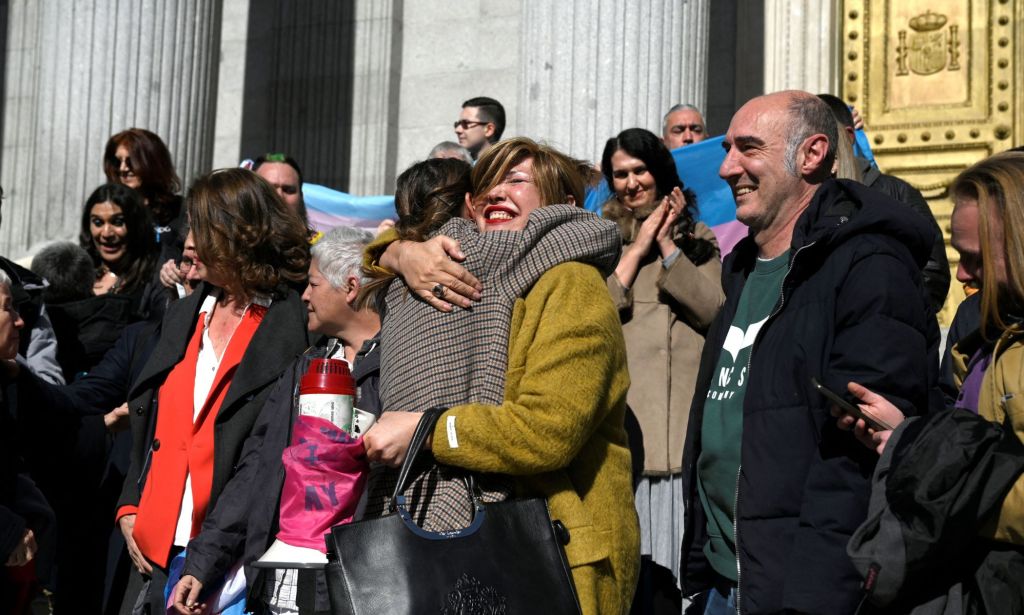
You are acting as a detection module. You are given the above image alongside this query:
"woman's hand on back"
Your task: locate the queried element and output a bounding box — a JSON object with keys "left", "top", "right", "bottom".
{"left": 380, "top": 237, "right": 482, "bottom": 312}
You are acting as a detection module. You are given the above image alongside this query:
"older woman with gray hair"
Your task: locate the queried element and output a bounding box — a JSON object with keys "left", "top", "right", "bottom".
{"left": 303, "top": 226, "right": 380, "bottom": 364}
{"left": 171, "top": 225, "right": 383, "bottom": 615}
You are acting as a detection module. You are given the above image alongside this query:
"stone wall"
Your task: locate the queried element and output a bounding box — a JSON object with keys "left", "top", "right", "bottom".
{"left": 0, "top": 0, "right": 853, "bottom": 258}
{"left": 0, "top": 0, "right": 221, "bottom": 257}
{"left": 393, "top": 0, "right": 522, "bottom": 181}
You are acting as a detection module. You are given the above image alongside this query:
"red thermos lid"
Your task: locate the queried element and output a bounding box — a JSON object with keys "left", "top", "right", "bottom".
{"left": 299, "top": 358, "right": 355, "bottom": 396}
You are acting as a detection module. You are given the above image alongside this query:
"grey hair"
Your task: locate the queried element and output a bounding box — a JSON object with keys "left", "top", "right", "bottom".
{"left": 428, "top": 141, "right": 474, "bottom": 164}
{"left": 662, "top": 103, "right": 703, "bottom": 131}
{"left": 311, "top": 226, "right": 375, "bottom": 289}
{"left": 783, "top": 96, "right": 837, "bottom": 177}
{"left": 31, "top": 241, "right": 95, "bottom": 303}
{"left": 0, "top": 268, "right": 10, "bottom": 291}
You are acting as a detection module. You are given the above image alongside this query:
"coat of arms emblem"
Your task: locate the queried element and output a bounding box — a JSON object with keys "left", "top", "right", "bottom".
{"left": 896, "top": 10, "right": 961, "bottom": 76}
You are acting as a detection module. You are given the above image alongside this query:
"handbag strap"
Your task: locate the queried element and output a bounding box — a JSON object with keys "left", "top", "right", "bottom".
{"left": 388, "top": 407, "right": 445, "bottom": 510}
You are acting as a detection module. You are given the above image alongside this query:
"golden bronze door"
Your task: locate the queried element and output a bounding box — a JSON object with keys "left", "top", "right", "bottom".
{"left": 841, "top": 0, "right": 1022, "bottom": 324}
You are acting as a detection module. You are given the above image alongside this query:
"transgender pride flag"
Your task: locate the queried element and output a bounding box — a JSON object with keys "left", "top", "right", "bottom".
{"left": 303, "top": 183, "right": 397, "bottom": 233}
{"left": 669, "top": 136, "right": 747, "bottom": 256}
{"left": 303, "top": 150, "right": 744, "bottom": 251}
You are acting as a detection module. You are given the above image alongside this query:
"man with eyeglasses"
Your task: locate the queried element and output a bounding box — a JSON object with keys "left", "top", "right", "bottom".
{"left": 454, "top": 96, "right": 506, "bottom": 160}
{"left": 662, "top": 103, "right": 707, "bottom": 149}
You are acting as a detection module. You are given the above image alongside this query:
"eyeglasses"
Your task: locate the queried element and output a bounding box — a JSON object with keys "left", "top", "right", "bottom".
{"left": 453, "top": 120, "right": 488, "bottom": 130}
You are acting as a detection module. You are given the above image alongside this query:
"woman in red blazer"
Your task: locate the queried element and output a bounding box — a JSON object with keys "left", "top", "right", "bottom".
{"left": 114, "top": 169, "right": 311, "bottom": 614}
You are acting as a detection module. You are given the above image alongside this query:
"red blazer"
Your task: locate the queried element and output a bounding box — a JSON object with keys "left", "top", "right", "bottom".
{"left": 115, "top": 285, "right": 309, "bottom": 569}
{"left": 119, "top": 305, "right": 263, "bottom": 566}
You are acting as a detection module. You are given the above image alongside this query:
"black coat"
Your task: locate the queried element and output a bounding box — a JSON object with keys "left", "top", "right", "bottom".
{"left": 1, "top": 392, "right": 53, "bottom": 562}
{"left": 860, "top": 158, "right": 951, "bottom": 312}
{"left": 680, "top": 179, "right": 941, "bottom": 614}
{"left": 12, "top": 318, "right": 159, "bottom": 613}
{"left": 16, "top": 318, "right": 159, "bottom": 486}
{"left": 848, "top": 409, "right": 1024, "bottom": 614}
{"left": 117, "top": 284, "right": 310, "bottom": 539}
{"left": 182, "top": 334, "right": 381, "bottom": 614}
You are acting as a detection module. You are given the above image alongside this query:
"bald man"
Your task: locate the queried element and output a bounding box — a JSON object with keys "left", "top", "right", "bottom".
{"left": 680, "top": 91, "right": 938, "bottom": 614}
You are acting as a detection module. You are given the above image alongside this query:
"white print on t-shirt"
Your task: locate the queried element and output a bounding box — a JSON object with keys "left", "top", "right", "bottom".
{"left": 706, "top": 316, "right": 768, "bottom": 401}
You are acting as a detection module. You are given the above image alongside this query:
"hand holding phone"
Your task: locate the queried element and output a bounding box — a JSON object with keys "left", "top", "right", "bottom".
{"left": 812, "top": 377, "right": 895, "bottom": 431}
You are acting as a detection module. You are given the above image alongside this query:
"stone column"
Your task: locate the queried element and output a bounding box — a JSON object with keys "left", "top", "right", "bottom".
{"left": 0, "top": 0, "right": 222, "bottom": 257}
{"left": 518, "top": 0, "right": 710, "bottom": 163}
{"left": 212, "top": 0, "right": 251, "bottom": 169}
{"left": 235, "top": 0, "right": 400, "bottom": 196}
{"left": 346, "top": 0, "right": 403, "bottom": 195}
{"left": 763, "top": 0, "right": 839, "bottom": 94}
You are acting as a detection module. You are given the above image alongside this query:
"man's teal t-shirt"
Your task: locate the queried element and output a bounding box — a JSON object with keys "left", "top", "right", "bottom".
{"left": 697, "top": 250, "right": 789, "bottom": 581}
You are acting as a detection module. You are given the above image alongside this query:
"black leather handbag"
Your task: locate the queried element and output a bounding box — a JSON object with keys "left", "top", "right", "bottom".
{"left": 324, "top": 408, "right": 582, "bottom": 614}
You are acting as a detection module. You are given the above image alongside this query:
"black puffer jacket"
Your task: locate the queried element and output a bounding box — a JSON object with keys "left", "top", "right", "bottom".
{"left": 860, "top": 158, "right": 950, "bottom": 312}
{"left": 680, "top": 179, "right": 941, "bottom": 614}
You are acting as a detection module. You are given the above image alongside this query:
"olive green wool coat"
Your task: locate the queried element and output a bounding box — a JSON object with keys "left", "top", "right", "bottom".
{"left": 432, "top": 261, "right": 641, "bottom": 615}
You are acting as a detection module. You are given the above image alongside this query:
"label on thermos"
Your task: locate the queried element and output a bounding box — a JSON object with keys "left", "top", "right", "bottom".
{"left": 299, "top": 393, "right": 354, "bottom": 432}
{"left": 350, "top": 407, "right": 377, "bottom": 438}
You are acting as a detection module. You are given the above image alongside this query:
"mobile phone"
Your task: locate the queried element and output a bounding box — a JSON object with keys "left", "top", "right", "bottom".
{"left": 811, "top": 377, "right": 894, "bottom": 431}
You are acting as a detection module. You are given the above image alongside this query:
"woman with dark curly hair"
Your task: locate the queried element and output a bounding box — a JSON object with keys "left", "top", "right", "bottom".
{"left": 33, "top": 183, "right": 164, "bottom": 380}
{"left": 113, "top": 168, "right": 310, "bottom": 614}
{"left": 104, "top": 128, "right": 184, "bottom": 249}
{"left": 600, "top": 127, "right": 724, "bottom": 606}
{"left": 79, "top": 184, "right": 159, "bottom": 299}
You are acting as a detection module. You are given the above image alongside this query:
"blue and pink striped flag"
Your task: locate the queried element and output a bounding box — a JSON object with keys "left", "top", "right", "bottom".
{"left": 303, "top": 183, "right": 397, "bottom": 233}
